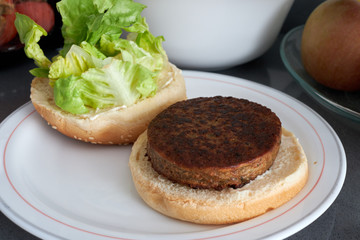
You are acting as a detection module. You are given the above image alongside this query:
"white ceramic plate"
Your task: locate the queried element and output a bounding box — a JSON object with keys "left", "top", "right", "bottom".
{"left": 0, "top": 71, "right": 346, "bottom": 240}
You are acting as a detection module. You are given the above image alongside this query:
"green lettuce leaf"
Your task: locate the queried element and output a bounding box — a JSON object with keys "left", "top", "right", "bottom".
{"left": 99, "top": 17, "right": 166, "bottom": 74}
{"left": 53, "top": 75, "right": 89, "bottom": 114}
{"left": 15, "top": 0, "right": 168, "bottom": 115}
{"left": 127, "top": 18, "right": 166, "bottom": 57}
{"left": 80, "top": 41, "right": 106, "bottom": 60}
{"left": 49, "top": 44, "right": 96, "bottom": 81}
{"left": 14, "top": 13, "right": 51, "bottom": 72}
{"left": 57, "top": 0, "right": 146, "bottom": 55}
{"left": 48, "top": 43, "right": 113, "bottom": 85}
{"left": 29, "top": 68, "right": 50, "bottom": 78}
{"left": 54, "top": 59, "right": 157, "bottom": 114}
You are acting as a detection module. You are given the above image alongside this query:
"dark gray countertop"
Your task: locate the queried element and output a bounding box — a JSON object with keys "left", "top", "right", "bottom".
{"left": 1, "top": 1, "right": 359, "bottom": 239}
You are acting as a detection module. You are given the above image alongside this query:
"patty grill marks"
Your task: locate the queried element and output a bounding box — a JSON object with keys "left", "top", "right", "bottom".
{"left": 147, "top": 96, "right": 282, "bottom": 190}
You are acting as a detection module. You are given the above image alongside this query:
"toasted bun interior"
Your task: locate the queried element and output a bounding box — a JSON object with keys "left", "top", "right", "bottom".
{"left": 129, "top": 128, "right": 308, "bottom": 224}
{"left": 30, "top": 64, "right": 186, "bottom": 145}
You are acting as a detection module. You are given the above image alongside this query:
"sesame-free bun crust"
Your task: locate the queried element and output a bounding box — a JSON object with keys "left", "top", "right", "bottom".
{"left": 30, "top": 64, "right": 186, "bottom": 145}
{"left": 129, "top": 128, "right": 308, "bottom": 224}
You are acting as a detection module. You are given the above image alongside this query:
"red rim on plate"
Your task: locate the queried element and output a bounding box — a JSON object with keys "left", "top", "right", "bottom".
{"left": 0, "top": 72, "right": 344, "bottom": 240}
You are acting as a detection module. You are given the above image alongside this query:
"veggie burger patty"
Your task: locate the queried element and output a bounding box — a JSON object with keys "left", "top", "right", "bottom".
{"left": 147, "top": 96, "right": 282, "bottom": 190}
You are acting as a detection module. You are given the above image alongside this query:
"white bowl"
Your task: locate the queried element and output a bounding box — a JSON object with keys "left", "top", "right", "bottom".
{"left": 136, "top": 0, "right": 294, "bottom": 70}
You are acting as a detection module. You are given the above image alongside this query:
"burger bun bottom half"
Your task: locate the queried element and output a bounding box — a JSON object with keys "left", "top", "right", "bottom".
{"left": 129, "top": 128, "right": 308, "bottom": 224}
{"left": 30, "top": 64, "right": 186, "bottom": 145}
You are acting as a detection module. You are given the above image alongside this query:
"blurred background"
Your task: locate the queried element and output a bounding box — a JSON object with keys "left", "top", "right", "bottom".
{"left": 0, "top": 0, "right": 325, "bottom": 69}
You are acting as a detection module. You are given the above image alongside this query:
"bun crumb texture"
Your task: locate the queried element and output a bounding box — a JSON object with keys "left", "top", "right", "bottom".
{"left": 129, "top": 128, "right": 308, "bottom": 224}
{"left": 30, "top": 64, "right": 186, "bottom": 145}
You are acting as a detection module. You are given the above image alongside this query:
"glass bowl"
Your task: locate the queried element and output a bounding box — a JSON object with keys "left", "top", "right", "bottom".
{"left": 280, "top": 25, "right": 360, "bottom": 122}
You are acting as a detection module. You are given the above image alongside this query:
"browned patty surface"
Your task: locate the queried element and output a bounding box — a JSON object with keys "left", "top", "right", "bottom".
{"left": 147, "top": 96, "right": 282, "bottom": 190}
